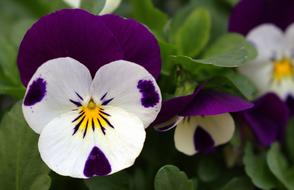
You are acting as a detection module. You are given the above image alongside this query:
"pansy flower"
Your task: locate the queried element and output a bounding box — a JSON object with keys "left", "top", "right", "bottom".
{"left": 18, "top": 9, "right": 162, "bottom": 178}
{"left": 154, "top": 87, "right": 253, "bottom": 155}
{"left": 64, "top": 0, "right": 122, "bottom": 14}
{"left": 229, "top": 0, "right": 293, "bottom": 146}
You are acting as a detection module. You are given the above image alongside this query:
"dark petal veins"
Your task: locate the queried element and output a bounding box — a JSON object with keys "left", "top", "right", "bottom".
{"left": 229, "top": 0, "right": 294, "bottom": 35}
{"left": 194, "top": 127, "right": 215, "bottom": 153}
{"left": 137, "top": 80, "right": 160, "bottom": 108}
{"left": 24, "top": 78, "right": 46, "bottom": 106}
{"left": 99, "top": 14, "right": 161, "bottom": 79}
{"left": 84, "top": 146, "right": 111, "bottom": 177}
{"left": 69, "top": 99, "right": 82, "bottom": 107}
{"left": 237, "top": 93, "right": 289, "bottom": 146}
{"left": 181, "top": 89, "right": 253, "bottom": 116}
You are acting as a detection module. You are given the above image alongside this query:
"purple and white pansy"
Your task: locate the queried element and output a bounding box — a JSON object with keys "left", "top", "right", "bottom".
{"left": 229, "top": 0, "right": 294, "bottom": 146}
{"left": 19, "top": 9, "right": 162, "bottom": 178}
{"left": 154, "top": 87, "right": 253, "bottom": 155}
{"left": 237, "top": 23, "right": 294, "bottom": 100}
{"left": 64, "top": 0, "right": 122, "bottom": 15}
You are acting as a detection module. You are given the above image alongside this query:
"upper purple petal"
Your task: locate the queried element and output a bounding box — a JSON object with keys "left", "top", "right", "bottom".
{"left": 180, "top": 90, "right": 253, "bottom": 116}
{"left": 238, "top": 93, "right": 289, "bottom": 146}
{"left": 99, "top": 15, "right": 161, "bottom": 78}
{"left": 152, "top": 93, "right": 195, "bottom": 125}
{"left": 229, "top": 0, "right": 294, "bottom": 35}
{"left": 152, "top": 85, "right": 203, "bottom": 125}
{"left": 18, "top": 9, "right": 161, "bottom": 86}
{"left": 153, "top": 85, "right": 252, "bottom": 126}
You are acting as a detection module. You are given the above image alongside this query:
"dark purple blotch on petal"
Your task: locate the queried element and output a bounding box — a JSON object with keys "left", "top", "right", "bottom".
{"left": 238, "top": 93, "right": 289, "bottom": 146}
{"left": 84, "top": 146, "right": 111, "bottom": 177}
{"left": 194, "top": 127, "right": 215, "bottom": 153}
{"left": 137, "top": 80, "right": 160, "bottom": 108}
{"left": 24, "top": 78, "right": 46, "bottom": 106}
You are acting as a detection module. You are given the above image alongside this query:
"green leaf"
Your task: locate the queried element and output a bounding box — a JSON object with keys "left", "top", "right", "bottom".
{"left": 154, "top": 165, "right": 194, "bottom": 190}
{"left": 243, "top": 144, "right": 277, "bottom": 189}
{"left": 267, "top": 143, "right": 294, "bottom": 190}
{"left": 197, "top": 156, "right": 221, "bottom": 182}
{"left": 220, "top": 177, "right": 254, "bottom": 190}
{"left": 170, "top": 55, "right": 224, "bottom": 81}
{"left": 85, "top": 171, "right": 130, "bottom": 190}
{"left": 130, "top": 0, "right": 168, "bottom": 33}
{"left": 170, "top": 35, "right": 256, "bottom": 73}
{"left": 0, "top": 102, "right": 51, "bottom": 190}
{"left": 173, "top": 8, "right": 211, "bottom": 57}
{"left": 80, "top": 0, "right": 106, "bottom": 15}
{"left": 222, "top": 71, "right": 257, "bottom": 100}
{"left": 0, "top": 37, "right": 25, "bottom": 98}
{"left": 201, "top": 33, "right": 257, "bottom": 67}
{"left": 286, "top": 119, "right": 294, "bottom": 163}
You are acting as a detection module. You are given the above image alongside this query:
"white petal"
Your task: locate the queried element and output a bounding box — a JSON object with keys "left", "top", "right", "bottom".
{"left": 90, "top": 60, "right": 161, "bottom": 128}
{"left": 174, "top": 118, "right": 197, "bottom": 156}
{"left": 238, "top": 60, "right": 273, "bottom": 96}
{"left": 285, "top": 23, "right": 294, "bottom": 54}
{"left": 247, "top": 24, "right": 285, "bottom": 60}
{"left": 38, "top": 106, "right": 145, "bottom": 178}
{"left": 270, "top": 78, "right": 294, "bottom": 100}
{"left": 99, "top": 0, "right": 122, "bottom": 15}
{"left": 64, "top": 0, "right": 81, "bottom": 8}
{"left": 23, "top": 57, "right": 92, "bottom": 133}
{"left": 174, "top": 114, "right": 235, "bottom": 156}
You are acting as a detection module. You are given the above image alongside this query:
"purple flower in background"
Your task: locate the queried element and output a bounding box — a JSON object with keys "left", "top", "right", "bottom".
{"left": 238, "top": 93, "right": 289, "bottom": 146}
{"left": 229, "top": 0, "right": 293, "bottom": 146}
{"left": 19, "top": 9, "right": 162, "bottom": 178}
{"left": 154, "top": 87, "right": 253, "bottom": 155}
{"left": 229, "top": 0, "right": 294, "bottom": 36}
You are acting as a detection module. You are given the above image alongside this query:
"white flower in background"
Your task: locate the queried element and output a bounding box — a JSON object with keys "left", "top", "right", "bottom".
{"left": 238, "top": 24, "right": 294, "bottom": 100}
{"left": 63, "top": 0, "right": 122, "bottom": 15}
{"left": 22, "top": 58, "right": 161, "bottom": 178}
{"left": 156, "top": 114, "right": 235, "bottom": 156}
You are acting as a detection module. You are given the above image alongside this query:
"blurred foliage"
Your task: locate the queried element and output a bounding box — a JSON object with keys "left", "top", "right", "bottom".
{"left": 0, "top": 0, "right": 294, "bottom": 190}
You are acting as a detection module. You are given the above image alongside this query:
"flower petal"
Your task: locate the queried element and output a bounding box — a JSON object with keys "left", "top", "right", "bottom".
{"left": 99, "top": 14, "right": 161, "bottom": 79}
{"left": 180, "top": 90, "right": 253, "bottom": 116}
{"left": 238, "top": 60, "right": 273, "bottom": 96}
{"left": 270, "top": 78, "right": 294, "bottom": 100}
{"left": 18, "top": 9, "right": 123, "bottom": 86}
{"left": 238, "top": 93, "right": 289, "bottom": 146}
{"left": 229, "top": 0, "right": 294, "bottom": 35}
{"left": 90, "top": 60, "right": 161, "bottom": 128}
{"left": 23, "top": 57, "right": 92, "bottom": 133}
{"left": 247, "top": 24, "right": 285, "bottom": 60}
{"left": 174, "top": 114, "right": 235, "bottom": 155}
{"left": 39, "top": 106, "right": 145, "bottom": 178}
{"left": 100, "top": 0, "right": 122, "bottom": 15}
{"left": 285, "top": 23, "right": 294, "bottom": 51}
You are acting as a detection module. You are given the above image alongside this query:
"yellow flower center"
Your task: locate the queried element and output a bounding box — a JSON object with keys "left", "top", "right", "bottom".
{"left": 72, "top": 99, "right": 113, "bottom": 138}
{"left": 273, "top": 58, "right": 294, "bottom": 82}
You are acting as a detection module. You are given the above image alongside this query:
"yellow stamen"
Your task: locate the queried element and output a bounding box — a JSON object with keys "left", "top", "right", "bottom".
{"left": 72, "top": 99, "right": 113, "bottom": 137}
{"left": 273, "top": 58, "right": 294, "bottom": 82}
